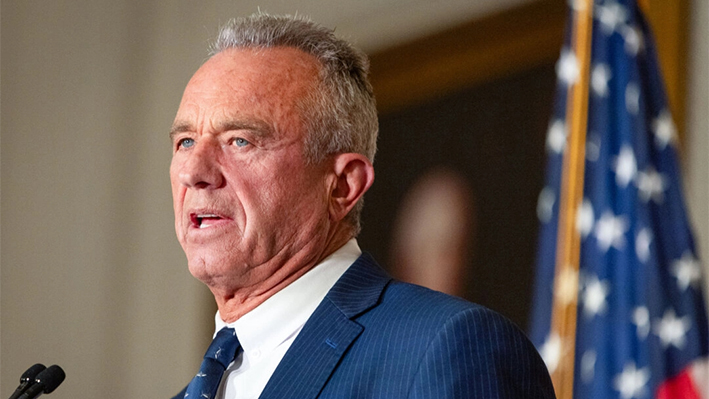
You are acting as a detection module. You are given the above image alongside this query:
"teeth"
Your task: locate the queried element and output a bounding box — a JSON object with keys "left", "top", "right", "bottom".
{"left": 195, "top": 213, "right": 221, "bottom": 229}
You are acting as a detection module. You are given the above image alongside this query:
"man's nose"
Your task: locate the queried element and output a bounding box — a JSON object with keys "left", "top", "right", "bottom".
{"left": 178, "top": 142, "right": 225, "bottom": 189}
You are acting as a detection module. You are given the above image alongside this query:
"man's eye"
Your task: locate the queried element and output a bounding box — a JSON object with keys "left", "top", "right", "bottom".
{"left": 233, "top": 138, "right": 250, "bottom": 147}
{"left": 178, "top": 138, "right": 195, "bottom": 149}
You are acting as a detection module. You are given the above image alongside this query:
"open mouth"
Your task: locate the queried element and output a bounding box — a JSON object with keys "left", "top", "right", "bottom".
{"left": 190, "top": 213, "right": 223, "bottom": 229}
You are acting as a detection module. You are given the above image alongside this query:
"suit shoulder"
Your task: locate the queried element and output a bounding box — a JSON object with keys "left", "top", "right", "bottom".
{"left": 366, "top": 281, "right": 555, "bottom": 398}
{"left": 362, "top": 279, "right": 535, "bottom": 350}
{"left": 380, "top": 279, "right": 501, "bottom": 323}
{"left": 382, "top": 281, "right": 547, "bottom": 370}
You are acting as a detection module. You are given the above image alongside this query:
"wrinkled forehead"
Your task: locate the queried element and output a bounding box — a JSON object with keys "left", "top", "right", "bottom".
{"left": 188, "top": 47, "right": 320, "bottom": 102}
{"left": 175, "top": 47, "right": 322, "bottom": 133}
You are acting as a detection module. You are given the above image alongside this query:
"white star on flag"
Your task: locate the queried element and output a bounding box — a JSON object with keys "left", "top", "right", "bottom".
{"left": 613, "top": 145, "right": 637, "bottom": 188}
{"left": 635, "top": 228, "right": 653, "bottom": 263}
{"left": 671, "top": 252, "right": 702, "bottom": 292}
{"left": 576, "top": 199, "right": 595, "bottom": 238}
{"left": 537, "top": 187, "right": 555, "bottom": 223}
{"left": 632, "top": 306, "right": 650, "bottom": 339}
{"left": 581, "top": 350, "right": 597, "bottom": 383}
{"left": 595, "top": 0, "right": 628, "bottom": 35}
{"left": 546, "top": 119, "right": 567, "bottom": 154}
{"left": 540, "top": 333, "right": 562, "bottom": 374}
{"left": 556, "top": 50, "right": 580, "bottom": 86}
{"left": 653, "top": 308, "right": 692, "bottom": 349}
{"left": 586, "top": 133, "right": 601, "bottom": 162}
{"left": 591, "top": 63, "right": 612, "bottom": 97}
{"left": 636, "top": 167, "right": 666, "bottom": 203}
{"left": 625, "top": 83, "right": 640, "bottom": 115}
{"left": 613, "top": 362, "right": 650, "bottom": 399}
{"left": 581, "top": 274, "right": 610, "bottom": 317}
{"left": 594, "top": 211, "right": 629, "bottom": 251}
{"left": 651, "top": 110, "right": 677, "bottom": 150}
{"left": 621, "top": 25, "right": 644, "bottom": 55}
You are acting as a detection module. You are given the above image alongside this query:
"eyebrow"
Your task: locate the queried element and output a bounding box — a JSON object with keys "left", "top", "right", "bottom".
{"left": 169, "top": 122, "right": 192, "bottom": 141}
{"left": 169, "top": 118, "right": 274, "bottom": 141}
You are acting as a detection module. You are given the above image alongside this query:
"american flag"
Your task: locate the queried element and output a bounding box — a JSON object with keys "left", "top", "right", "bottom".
{"left": 530, "top": 1, "right": 709, "bottom": 398}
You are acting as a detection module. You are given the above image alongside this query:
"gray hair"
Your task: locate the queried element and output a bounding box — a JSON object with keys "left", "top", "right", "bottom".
{"left": 210, "top": 13, "right": 378, "bottom": 235}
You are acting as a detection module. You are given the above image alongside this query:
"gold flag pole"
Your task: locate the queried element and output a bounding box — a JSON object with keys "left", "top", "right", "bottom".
{"left": 549, "top": 1, "right": 594, "bottom": 398}
{"left": 637, "top": 0, "right": 650, "bottom": 14}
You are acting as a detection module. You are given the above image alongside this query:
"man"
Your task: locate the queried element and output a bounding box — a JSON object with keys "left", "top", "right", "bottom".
{"left": 170, "top": 13, "right": 555, "bottom": 399}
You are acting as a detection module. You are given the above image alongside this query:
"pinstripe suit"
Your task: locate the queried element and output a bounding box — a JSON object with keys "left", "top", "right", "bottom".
{"left": 174, "top": 252, "right": 555, "bottom": 398}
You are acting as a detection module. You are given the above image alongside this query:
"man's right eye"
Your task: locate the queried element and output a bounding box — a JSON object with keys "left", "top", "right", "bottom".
{"left": 178, "top": 138, "right": 195, "bottom": 149}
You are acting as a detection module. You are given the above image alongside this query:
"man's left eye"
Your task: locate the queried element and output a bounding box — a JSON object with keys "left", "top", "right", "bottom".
{"left": 233, "top": 138, "right": 250, "bottom": 147}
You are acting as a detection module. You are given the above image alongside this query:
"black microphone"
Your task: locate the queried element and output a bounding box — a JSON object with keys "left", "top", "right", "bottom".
{"left": 8, "top": 364, "right": 46, "bottom": 399}
{"left": 16, "top": 365, "right": 65, "bottom": 399}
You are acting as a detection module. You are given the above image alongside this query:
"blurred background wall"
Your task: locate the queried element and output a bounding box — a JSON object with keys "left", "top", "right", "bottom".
{"left": 1, "top": 1, "right": 706, "bottom": 397}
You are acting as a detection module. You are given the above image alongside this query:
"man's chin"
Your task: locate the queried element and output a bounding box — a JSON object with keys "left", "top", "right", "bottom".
{"left": 188, "top": 264, "right": 226, "bottom": 289}
{"left": 186, "top": 253, "right": 244, "bottom": 284}
{"left": 187, "top": 253, "right": 221, "bottom": 279}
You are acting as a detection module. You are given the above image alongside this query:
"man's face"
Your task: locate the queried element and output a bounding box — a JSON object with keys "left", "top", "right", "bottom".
{"left": 170, "top": 47, "right": 333, "bottom": 289}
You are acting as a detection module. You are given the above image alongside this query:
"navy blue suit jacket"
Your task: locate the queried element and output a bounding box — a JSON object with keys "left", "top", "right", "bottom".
{"left": 174, "top": 253, "right": 555, "bottom": 398}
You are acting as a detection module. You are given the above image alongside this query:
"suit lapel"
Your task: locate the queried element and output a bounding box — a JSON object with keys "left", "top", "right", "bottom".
{"left": 258, "top": 253, "right": 391, "bottom": 399}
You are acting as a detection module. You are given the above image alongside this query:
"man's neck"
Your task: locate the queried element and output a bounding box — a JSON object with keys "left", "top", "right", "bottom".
{"left": 212, "top": 226, "right": 354, "bottom": 323}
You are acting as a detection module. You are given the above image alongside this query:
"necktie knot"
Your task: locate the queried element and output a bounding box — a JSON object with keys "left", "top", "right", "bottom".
{"left": 184, "top": 327, "right": 241, "bottom": 399}
{"left": 205, "top": 327, "right": 240, "bottom": 369}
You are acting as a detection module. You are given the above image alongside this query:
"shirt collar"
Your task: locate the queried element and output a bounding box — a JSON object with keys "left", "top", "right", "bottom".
{"left": 215, "top": 239, "right": 361, "bottom": 353}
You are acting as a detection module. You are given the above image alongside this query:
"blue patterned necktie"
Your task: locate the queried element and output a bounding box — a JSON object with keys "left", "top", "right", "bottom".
{"left": 184, "top": 327, "right": 241, "bottom": 399}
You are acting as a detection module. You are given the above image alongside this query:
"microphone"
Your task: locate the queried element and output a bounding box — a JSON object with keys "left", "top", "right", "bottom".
{"left": 8, "top": 364, "right": 46, "bottom": 399}
{"left": 16, "top": 365, "right": 65, "bottom": 399}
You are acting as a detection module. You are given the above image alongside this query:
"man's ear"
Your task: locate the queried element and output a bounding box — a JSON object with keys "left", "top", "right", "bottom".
{"left": 328, "top": 153, "right": 375, "bottom": 222}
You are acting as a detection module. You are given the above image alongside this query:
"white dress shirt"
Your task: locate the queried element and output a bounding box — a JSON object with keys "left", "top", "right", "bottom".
{"left": 214, "top": 239, "right": 361, "bottom": 399}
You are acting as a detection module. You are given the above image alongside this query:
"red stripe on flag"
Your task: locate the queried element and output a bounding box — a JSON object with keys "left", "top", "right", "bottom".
{"left": 656, "top": 368, "right": 702, "bottom": 399}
